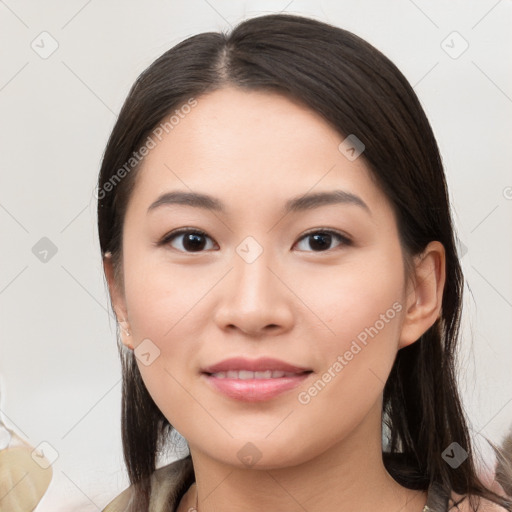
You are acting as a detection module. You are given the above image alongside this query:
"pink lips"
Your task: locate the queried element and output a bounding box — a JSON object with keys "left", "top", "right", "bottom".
{"left": 201, "top": 357, "right": 312, "bottom": 402}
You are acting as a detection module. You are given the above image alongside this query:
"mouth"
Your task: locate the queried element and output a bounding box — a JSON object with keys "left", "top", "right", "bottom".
{"left": 201, "top": 357, "right": 313, "bottom": 402}
{"left": 205, "top": 369, "right": 309, "bottom": 379}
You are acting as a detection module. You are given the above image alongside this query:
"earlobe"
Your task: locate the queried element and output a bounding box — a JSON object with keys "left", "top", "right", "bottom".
{"left": 399, "top": 241, "right": 446, "bottom": 349}
{"left": 118, "top": 320, "right": 133, "bottom": 350}
{"left": 103, "top": 252, "right": 133, "bottom": 350}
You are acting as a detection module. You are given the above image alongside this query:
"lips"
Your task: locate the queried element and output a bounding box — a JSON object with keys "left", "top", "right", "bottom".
{"left": 201, "top": 356, "right": 311, "bottom": 375}
{"left": 209, "top": 370, "right": 300, "bottom": 379}
{"left": 201, "top": 357, "right": 313, "bottom": 402}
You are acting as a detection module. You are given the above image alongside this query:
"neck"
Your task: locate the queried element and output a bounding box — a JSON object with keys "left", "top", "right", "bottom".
{"left": 185, "top": 401, "right": 427, "bottom": 512}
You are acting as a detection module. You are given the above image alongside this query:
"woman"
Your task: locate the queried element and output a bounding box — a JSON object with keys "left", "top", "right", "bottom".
{"left": 97, "top": 13, "right": 511, "bottom": 512}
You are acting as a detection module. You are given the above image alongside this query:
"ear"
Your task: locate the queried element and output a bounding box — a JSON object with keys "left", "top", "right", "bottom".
{"left": 103, "top": 252, "right": 133, "bottom": 350}
{"left": 399, "top": 241, "right": 446, "bottom": 349}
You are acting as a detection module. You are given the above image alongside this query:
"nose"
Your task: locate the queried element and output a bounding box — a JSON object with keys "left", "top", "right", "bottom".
{"left": 213, "top": 246, "right": 295, "bottom": 338}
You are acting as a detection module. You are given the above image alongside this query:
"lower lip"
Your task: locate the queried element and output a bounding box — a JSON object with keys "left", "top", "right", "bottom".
{"left": 202, "top": 373, "right": 311, "bottom": 402}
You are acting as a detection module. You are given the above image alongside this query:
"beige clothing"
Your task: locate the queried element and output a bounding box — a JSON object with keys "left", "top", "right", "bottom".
{"left": 103, "top": 455, "right": 455, "bottom": 512}
{"left": 103, "top": 456, "right": 194, "bottom": 512}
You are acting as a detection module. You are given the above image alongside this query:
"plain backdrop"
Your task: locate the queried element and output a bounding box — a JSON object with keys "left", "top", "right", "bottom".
{"left": 0, "top": 1, "right": 511, "bottom": 510}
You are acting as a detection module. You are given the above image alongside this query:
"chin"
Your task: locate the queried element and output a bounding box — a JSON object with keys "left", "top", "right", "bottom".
{"left": 204, "top": 437, "right": 321, "bottom": 471}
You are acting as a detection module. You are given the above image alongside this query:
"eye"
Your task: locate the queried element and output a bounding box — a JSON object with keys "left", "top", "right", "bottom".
{"left": 161, "top": 229, "right": 216, "bottom": 253}
{"left": 294, "top": 229, "right": 352, "bottom": 252}
{"left": 159, "top": 228, "right": 352, "bottom": 254}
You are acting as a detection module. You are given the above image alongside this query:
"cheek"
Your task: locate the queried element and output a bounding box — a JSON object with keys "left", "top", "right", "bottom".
{"left": 301, "top": 256, "right": 405, "bottom": 351}
{"left": 121, "top": 256, "right": 215, "bottom": 415}
{"left": 123, "top": 250, "right": 210, "bottom": 342}
{"left": 295, "top": 256, "right": 405, "bottom": 416}
{"left": 125, "top": 266, "right": 203, "bottom": 429}
{"left": 291, "top": 265, "right": 404, "bottom": 444}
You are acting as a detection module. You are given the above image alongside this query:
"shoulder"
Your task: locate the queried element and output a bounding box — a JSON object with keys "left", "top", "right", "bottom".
{"left": 102, "top": 456, "right": 194, "bottom": 512}
{"left": 449, "top": 492, "right": 509, "bottom": 512}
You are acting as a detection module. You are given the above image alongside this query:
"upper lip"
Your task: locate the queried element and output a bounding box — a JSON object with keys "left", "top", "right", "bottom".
{"left": 202, "top": 357, "right": 312, "bottom": 374}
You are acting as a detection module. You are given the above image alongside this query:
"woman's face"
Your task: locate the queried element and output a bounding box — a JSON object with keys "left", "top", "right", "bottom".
{"left": 111, "top": 86, "right": 416, "bottom": 468}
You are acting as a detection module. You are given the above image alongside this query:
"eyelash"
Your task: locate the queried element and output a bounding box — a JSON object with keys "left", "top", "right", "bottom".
{"left": 158, "top": 227, "right": 353, "bottom": 254}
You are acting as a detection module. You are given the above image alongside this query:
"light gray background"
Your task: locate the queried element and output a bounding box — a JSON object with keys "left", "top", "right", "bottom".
{"left": 0, "top": 1, "right": 511, "bottom": 510}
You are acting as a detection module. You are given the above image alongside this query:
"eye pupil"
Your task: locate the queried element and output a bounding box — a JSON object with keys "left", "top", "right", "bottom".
{"left": 310, "top": 233, "right": 331, "bottom": 251}
{"left": 184, "top": 233, "right": 206, "bottom": 252}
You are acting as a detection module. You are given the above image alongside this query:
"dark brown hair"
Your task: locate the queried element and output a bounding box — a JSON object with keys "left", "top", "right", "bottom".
{"left": 97, "top": 13, "right": 512, "bottom": 511}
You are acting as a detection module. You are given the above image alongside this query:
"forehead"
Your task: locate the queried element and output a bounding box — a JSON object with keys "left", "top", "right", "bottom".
{"left": 126, "top": 86, "right": 390, "bottom": 222}
{"left": 145, "top": 86, "right": 344, "bottom": 169}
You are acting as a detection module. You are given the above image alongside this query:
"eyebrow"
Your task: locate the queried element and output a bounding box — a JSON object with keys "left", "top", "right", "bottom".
{"left": 147, "top": 189, "right": 371, "bottom": 216}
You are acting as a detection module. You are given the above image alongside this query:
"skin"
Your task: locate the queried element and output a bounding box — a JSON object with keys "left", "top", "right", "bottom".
{"left": 104, "top": 86, "right": 447, "bottom": 512}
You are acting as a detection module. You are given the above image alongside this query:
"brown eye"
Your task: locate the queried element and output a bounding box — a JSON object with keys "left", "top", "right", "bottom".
{"left": 294, "top": 230, "right": 352, "bottom": 252}
{"left": 162, "top": 229, "right": 216, "bottom": 253}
